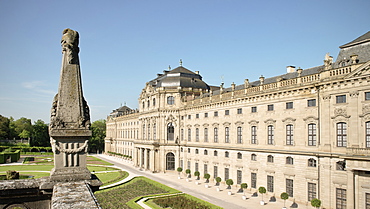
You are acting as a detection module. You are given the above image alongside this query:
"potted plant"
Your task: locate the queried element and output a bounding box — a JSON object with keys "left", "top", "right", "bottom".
{"left": 258, "top": 186, "right": 267, "bottom": 205}
{"left": 204, "top": 173, "right": 211, "bottom": 183}
{"left": 226, "top": 179, "right": 234, "bottom": 195}
{"left": 204, "top": 173, "right": 211, "bottom": 188}
{"left": 177, "top": 167, "right": 183, "bottom": 179}
{"left": 215, "top": 177, "right": 222, "bottom": 191}
{"left": 194, "top": 171, "right": 200, "bottom": 180}
{"left": 241, "top": 183, "right": 248, "bottom": 200}
{"left": 310, "top": 198, "right": 321, "bottom": 209}
{"left": 185, "top": 169, "right": 191, "bottom": 181}
{"left": 280, "top": 192, "right": 289, "bottom": 209}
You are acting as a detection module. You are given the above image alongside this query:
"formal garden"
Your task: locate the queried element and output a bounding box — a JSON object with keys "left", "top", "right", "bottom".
{"left": 0, "top": 154, "right": 221, "bottom": 209}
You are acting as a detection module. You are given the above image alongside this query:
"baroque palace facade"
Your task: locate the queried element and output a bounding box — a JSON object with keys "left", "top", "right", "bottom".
{"left": 105, "top": 32, "right": 370, "bottom": 208}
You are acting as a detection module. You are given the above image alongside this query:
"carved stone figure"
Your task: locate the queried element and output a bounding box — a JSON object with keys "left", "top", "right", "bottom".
{"left": 61, "top": 28, "right": 80, "bottom": 64}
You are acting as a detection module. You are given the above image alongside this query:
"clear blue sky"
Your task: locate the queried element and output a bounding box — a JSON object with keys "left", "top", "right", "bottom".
{"left": 0, "top": 0, "right": 369, "bottom": 123}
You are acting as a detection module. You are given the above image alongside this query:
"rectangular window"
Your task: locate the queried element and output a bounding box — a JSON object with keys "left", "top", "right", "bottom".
{"left": 225, "top": 110, "right": 230, "bottom": 115}
{"left": 188, "top": 129, "right": 191, "bottom": 142}
{"left": 237, "top": 127, "right": 242, "bottom": 144}
{"left": 336, "top": 95, "right": 346, "bottom": 103}
{"left": 237, "top": 108, "right": 242, "bottom": 114}
{"left": 308, "top": 183, "right": 316, "bottom": 201}
{"left": 237, "top": 170, "right": 242, "bottom": 184}
{"left": 204, "top": 164, "right": 208, "bottom": 174}
{"left": 188, "top": 115, "right": 191, "bottom": 119}
{"left": 267, "top": 175, "right": 274, "bottom": 192}
{"left": 286, "top": 102, "right": 293, "bottom": 109}
{"left": 196, "top": 128, "right": 199, "bottom": 142}
{"left": 195, "top": 162, "right": 199, "bottom": 172}
{"left": 214, "top": 128, "right": 218, "bottom": 143}
{"left": 225, "top": 127, "right": 230, "bottom": 143}
{"left": 337, "top": 122, "right": 347, "bottom": 147}
{"left": 181, "top": 129, "right": 184, "bottom": 141}
{"left": 308, "top": 124, "right": 317, "bottom": 146}
{"left": 286, "top": 179, "right": 293, "bottom": 197}
{"left": 214, "top": 111, "right": 218, "bottom": 117}
{"left": 251, "top": 173, "right": 257, "bottom": 188}
{"left": 204, "top": 128, "right": 208, "bottom": 142}
{"left": 286, "top": 125, "right": 294, "bottom": 145}
{"left": 366, "top": 193, "right": 370, "bottom": 209}
{"left": 251, "top": 126, "right": 257, "bottom": 144}
{"left": 268, "top": 125, "right": 274, "bottom": 145}
{"left": 225, "top": 168, "right": 229, "bottom": 180}
{"left": 336, "top": 188, "right": 347, "bottom": 209}
{"left": 214, "top": 166, "right": 218, "bottom": 179}
{"left": 308, "top": 99, "right": 316, "bottom": 107}
{"left": 366, "top": 122, "right": 370, "bottom": 147}
{"left": 196, "top": 113, "right": 199, "bottom": 118}
{"left": 251, "top": 106, "right": 257, "bottom": 113}
{"left": 187, "top": 161, "right": 190, "bottom": 170}
{"left": 366, "top": 92, "right": 370, "bottom": 101}
{"left": 267, "top": 104, "right": 274, "bottom": 111}
{"left": 180, "top": 160, "right": 183, "bottom": 168}
{"left": 204, "top": 113, "right": 208, "bottom": 118}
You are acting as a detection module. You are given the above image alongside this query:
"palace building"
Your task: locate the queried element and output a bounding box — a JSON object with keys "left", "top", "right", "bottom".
{"left": 105, "top": 31, "right": 370, "bottom": 208}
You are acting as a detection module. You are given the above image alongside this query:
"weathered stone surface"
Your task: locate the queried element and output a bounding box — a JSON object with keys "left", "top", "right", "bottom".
{"left": 49, "top": 28, "right": 94, "bottom": 182}
{"left": 51, "top": 181, "right": 100, "bottom": 209}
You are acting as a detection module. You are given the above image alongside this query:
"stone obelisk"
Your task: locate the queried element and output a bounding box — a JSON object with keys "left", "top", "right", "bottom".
{"left": 49, "top": 28, "right": 92, "bottom": 181}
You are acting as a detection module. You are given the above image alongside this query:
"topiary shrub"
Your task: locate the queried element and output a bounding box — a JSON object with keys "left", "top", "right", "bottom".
{"left": 280, "top": 192, "right": 289, "bottom": 207}
{"left": 194, "top": 171, "right": 200, "bottom": 180}
{"left": 204, "top": 173, "right": 210, "bottom": 183}
{"left": 215, "top": 177, "right": 222, "bottom": 186}
{"left": 226, "top": 179, "right": 234, "bottom": 190}
{"left": 258, "top": 186, "right": 267, "bottom": 202}
{"left": 311, "top": 198, "right": 321, "bottom": 209}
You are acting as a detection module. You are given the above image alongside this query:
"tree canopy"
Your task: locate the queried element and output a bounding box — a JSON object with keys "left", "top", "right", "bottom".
{"left": 89, "top": 119, "right": 106, "bottom": 153}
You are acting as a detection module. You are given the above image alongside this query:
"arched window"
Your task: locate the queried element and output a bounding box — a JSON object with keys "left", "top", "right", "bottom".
{"left": 237, "top": 126, "right": 242, "bottom": 144}
{"left": 286, "top": 124, "right": 293, "bottom": 145}
{"left": 153, "top": 123, "right": 156, "bottom": 140}
{"left": 308, "top": 158, "right": 316, "bottom": 167}
{"left": 268, "top": 125, "right": 274, "bottom": 144}
{"left": 308, "top": 123, "right": 316, "bottom": 146}
{"left": 337, "top": 122, "right": 347, "bottom": 147}
{"left": 153, "top": 98, "right": 156, "bottom": 107}
{"left": 237, "top": 152, "right": 242, "bottom": 159}
{"left": 286, "top": 156, "right": 294, "bottom": 165}
{"left": 214, "top": 150, "right": 218, "bottom": 156}
{"left": 214, "top": 127, "right": 218, "bottom": 143}
{"left": 251, "top": 154, "right": 257, "bottom": 161}
{"left": 225, "top": 151, "right": 229, "bottom": 158}
{"left": 167, "top": 123, "right": 174, "bottom": 141}
{"left": 366, "top": 121, "right": 370, "bottom": 147}
{"left": 195, "top": 149, "right": 199, "bottom": 154}
{"left": 204, "top": 128, "right": 208, "bottom": 142}
{"left": 204, "top": 149, "right": 208, "bottom": 155}
{"left": 267, "top": 155, "right": 274, "bottom": 163}
{"left": 225, "top": 127, "right": 230, "bottom": 143}
{"left": 166, "top": 152, "right": 175, "bottom": 170}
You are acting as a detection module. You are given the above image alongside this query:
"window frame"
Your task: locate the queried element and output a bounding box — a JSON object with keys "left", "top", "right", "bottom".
{"left": 308, "top": 123, "right": 317, "bottom": 146}
{"left": 167, "top": 96, "right": 175, "bottom": 105}
{"left": 337, "top": 122, "right": 347, "bottom": 147}
{"left": 267, "top": 104, "right": 274, "bottom": 111}
{"left": 225, "top": 127, "right": 230, "bottom": 143}
{"left": 307, "top": 99, "right": 316, "bottom": 107}
{"left": 286, "top": 156, "right": 294, "bottom": 165}
{"left": 237, "top": 126, "right": 242, "bottom": 144}
{"left": 336, "top": 95, "right": 346, "bottom": 103}
{"left": 251, "top": 126, "right": 257, "bottom": 144}
{"left": 267, "top": 125, "right": 274, "bottom": 145}
{"left": 286, "top": 124, "right": 294, "bottom": 145}
{"left": 286, "top": 102, "right": 293, "bottom": 109}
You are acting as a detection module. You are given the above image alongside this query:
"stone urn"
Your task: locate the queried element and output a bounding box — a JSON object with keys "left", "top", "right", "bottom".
{"left": 242, "top": 195, "right": 247, "bottom": 200}
{"left": 228, "top": 191, "right": 232, "bottom": 195}
{"left": 260, "top": 200, "right": 265, "bottom": 205}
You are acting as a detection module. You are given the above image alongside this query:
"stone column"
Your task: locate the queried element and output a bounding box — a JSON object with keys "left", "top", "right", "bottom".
{"left": 346, "top": 169, "right": 355, "bottom": 208}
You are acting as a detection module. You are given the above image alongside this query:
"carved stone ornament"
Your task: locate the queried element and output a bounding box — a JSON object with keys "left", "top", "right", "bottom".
{"left": 61, "top": 28, "right": 80, "bottom": 64}
{"left": 331, "top": 108, "right": 350, "bottom": 119}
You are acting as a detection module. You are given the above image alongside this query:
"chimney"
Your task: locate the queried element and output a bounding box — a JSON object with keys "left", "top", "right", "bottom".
{"left": 195, "top": 71, "right": 199, "bottom": 74}
{"left": 287, "top": 66, "right": 296, "bottom": 73}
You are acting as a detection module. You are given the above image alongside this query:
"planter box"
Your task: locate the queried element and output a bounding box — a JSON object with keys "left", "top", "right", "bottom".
{"left": 242, "top": 195, "right": 247, "bottom": 200}
{"left": 205, "top": 184, "right": 209, "bottom": 188}
{"left": 228, "top": 191, "right": 232, "bottom": 195}
{"left": 260, "top": 200, "right": 265, "bottom": 205}
{"left": 195, "top": 182, "right": 199, "bottom": 185}
{"left": 216, "top": 187, "right": 220, "bottom": 192}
